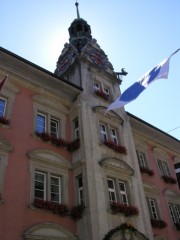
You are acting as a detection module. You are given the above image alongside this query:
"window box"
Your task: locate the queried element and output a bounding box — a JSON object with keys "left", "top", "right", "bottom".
{"left": 104, "top": 140, "right": 127, "bottom": 154}
{"left": 111, "top": 202, "right": 139, "bottom": 217}
{"left": 33, "top": 198, "right": 69, "bottom": 216}
{"left": 140, "top": 167, "right": 154, "bottom": 176}
{"left": 35, "top": 131, "right": 67, "bottom": 147}
{"left": 51, "top": 137, "right": 67, "bottom": 147}
{"left": 35, "top": 131, "right": 51, "bottom": 142}
{"left": 162, "top": 175, "right": 177, "bottom": 184}
{"left": 95, "top": 89, "right": 109, "bottom": 101}
{"left": 67, "top": 138, "right": 80, "bottom": 152}
{"left": 0, "top": 116, "right": 10, "bottom": 125}
{"left": 150, "top": 219, "right": 167, "bottom": 229}
{"left": 70, "top": 204, "right": 85, "bottom": 220}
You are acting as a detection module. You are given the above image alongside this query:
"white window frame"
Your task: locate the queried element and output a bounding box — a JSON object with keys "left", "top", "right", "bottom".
{"left": 136, "top": 150, "right": 147, "bottom": 168}
{"left": 77, "top": 175, "right": 84, "bottom": 205}
{"left": 168, "top": 203, "right": 180, "bottom": 226}
{"left": 107, "top": 178, "right": 117, "bottom": 203}
{"left": 107, "top": 178, "right": 129, "bottom": 205}
{"left": 147, "top": 197, "right": 159, "bottom": 220}
{"left": 34, "top": 171, "right": 46, "bottom": 200}
{"left": 36, "top": 112, "right": 60, "bottom": 138}
{"left": 73, "top": 117, "right": 79, "bottom": 139}
{"left": 36, "top": 113, "right": 46, "bottom": 133}
{"left": 0, "top": 97, "right": 6, "bottom": 117}
{"left": 118, "top": 181, "right": 128, "bottom": 205}
{"left": 34, "top": 170, "right": 62, "bottom": 203}
{"left": 51, "top": 175, "right": 61, "bottom": 203}
{"left": 110, "top": 128, "right": 118, "bottom": 145}
{"left": 50, "top": 117, "right": 59, "bottom": 138}
{"left": 103, "top": 86, "right": 110, "bottom": 96}
{"left": 94, "top": 81, "right": 101, "bottom": 91}
{"left": 157, "top": 159, "right": 170, "bottom": 177}
{"left": 100, "top": 123, "right": 108, "bottom": 143}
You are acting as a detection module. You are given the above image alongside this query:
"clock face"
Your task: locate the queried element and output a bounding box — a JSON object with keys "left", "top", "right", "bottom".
{"left": 88, "top": 49, "right": 109, "bottom": 70}
{"left": 57, "top": 46, "right": 77, "bottom": 75}
{"left": 58, "top": 56, "right": 72, "bottom": 75}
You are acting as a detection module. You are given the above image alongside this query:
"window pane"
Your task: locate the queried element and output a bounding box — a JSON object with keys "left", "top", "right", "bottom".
{"left": 137, "top": 151, "right": 146, "bottom": 168}
{"left": 94, "top": 82, "right": 100, "bottom": 90}
{"left": 73, "top": 117, "right": 79, "bottom": 139}
{"left": 168, "top": 203, "right": 176, "bottom": 224}
{"left": 149, "top": 198, "right": 158, "bottom": 219}
{"left": 100, "top": 123, "right": 107, "bottom": 142}
{"left": 51, "top": 176, "right": 61, "bottom": 203}
{"left": 77, "top": 175, "right": 84, "bottom": 205}
{"left": 0, "top": 98, "right": 6, "bottom": 117}
{"left": 157, "top": 160, "right": 163, "bottom": 176}
{"left": 50, "top": 118, "right": 59, "bottom": 138}
{"left": 107, "top": 178, "right": 117, "bottom": 203}
{"left": 119, "top": 181, "right": 128, "bottom": 204}
{"left": 36, "top": 114, "right": 46, "bottom": 133}
{"left": 111, "top": 128, "right": 118, "bottom": 145}
{"left": 103, "top": 87, "right": 110, "bottom": 95}
{"left": 34, "top": 171, "right": 46, "bottom": 200}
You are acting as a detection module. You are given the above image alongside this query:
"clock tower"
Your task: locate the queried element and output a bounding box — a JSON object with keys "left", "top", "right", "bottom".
{"left": 54, "top": 2, "right": 152, "bottom": 240}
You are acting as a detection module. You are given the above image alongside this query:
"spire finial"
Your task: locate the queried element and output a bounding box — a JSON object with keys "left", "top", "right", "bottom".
{"left": 75, "top": 1, "right": 80, "bottom": 19}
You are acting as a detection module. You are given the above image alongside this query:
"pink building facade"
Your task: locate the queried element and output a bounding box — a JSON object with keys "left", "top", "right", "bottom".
{"left": 129, "top": 112, "right": 180, "bottom": 239}
{"left": 0, "top": 48, "right": 82, "bottom": 239}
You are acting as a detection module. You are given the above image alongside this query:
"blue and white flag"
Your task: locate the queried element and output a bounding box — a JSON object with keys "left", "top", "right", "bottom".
{"left": 106, "top": 49, "right": 180, "bottom": 112}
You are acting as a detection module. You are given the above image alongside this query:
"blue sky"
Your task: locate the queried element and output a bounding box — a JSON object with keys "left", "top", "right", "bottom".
{"left": 1, "top": 0, "right": 180, "bottom": 140}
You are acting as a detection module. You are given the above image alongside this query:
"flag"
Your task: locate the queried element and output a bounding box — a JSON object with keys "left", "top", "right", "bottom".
{"left": 106, "top": 49, "right": 180, "bottom": 112}
{"left": 0, "top": 75, "right": 8, "bottom": 90}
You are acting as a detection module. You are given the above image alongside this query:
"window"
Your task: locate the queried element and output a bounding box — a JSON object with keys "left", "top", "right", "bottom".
{"left": 94, "top": 81, "right": 100, "bottom": 91}
{"left": 119, "top": 181, "right": 128, "bottom": 205}
{"left": 100, "top": 123, "right": 120, "bottom": 146}
{"left": 110, "top": 128, "right": 118, "bottom": 144}
{"left": 34, "top": 170, "right": 61, "bottom": 203}
{"left": 146, "top": 197, "right": 159, "bottom": 220}
{"left": 73, "top": 117, "right": 79, "bottom": 139}
{"left": 77, "top": 175, "right": 84, "bottom": 205}
{"left": 50, "top": 117, "right": 59, "bottom": 138}
{"left": 36, "top": 113, "right": 46, "bottom": 133}
{"left": 36, "top": 112, "right": 59, "bottom": 138}
{"left": 0, "top": 98, "right": 6, "bottom": 117}
{"left": 107, "top": 178, "right": 129, "bottom": 204}
{"left": 136, "top": 150, "right": 147, "bottom": 168}
{"left": 51, "top": 175, "right": 61, "bottom": 203}
{"left": 103, "top": 86, "right": 110, "bottom": 96}
{"left": 107, "top": 178, "right": 117, "bottom": 203}
{"left": 168, "top": 203, "right": 180, "bottom": 226}
{"left": 157, "top": 159, "right": 170, "bottom": 177}
{"left": 100, "top": 123, "right": 108, "bottom": 142}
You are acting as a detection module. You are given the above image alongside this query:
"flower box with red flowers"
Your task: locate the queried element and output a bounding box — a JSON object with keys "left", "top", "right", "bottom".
{"left": 95, "top": 90, "right": 109, "bottom": 101}
{"left": 162, "top": 175, "right": 177, "bottom": 184}
{"left": 35, "top": 131, "right": 67, "bottom": 147}
{"left": 140, "top": 167, "right": 154, "bottom": 176}
{"left": 35, "top": 131, "right": 51, "bottom": 142}
{"left": 33, "top": 198, "right": 69, "bottom": 216}
{"left": 0, "top": 116, "right": 10, "bottom": 125}
{"left": 51, "top": 137, "right": 67, "bottom": 147}
{"left": 111, "top": 202, "right": 139, "bottom": 217}
{"left": 67, "top": 138, "right": 80, "bottom": 152}
{"left": 150, "top": 219, "right": 167, "bottom": 229}
{"left": 70, "top": 204, "right": 85, "bottom": 220}
{"left": 104, "top": 140, "right": 127, "bottom": 154}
